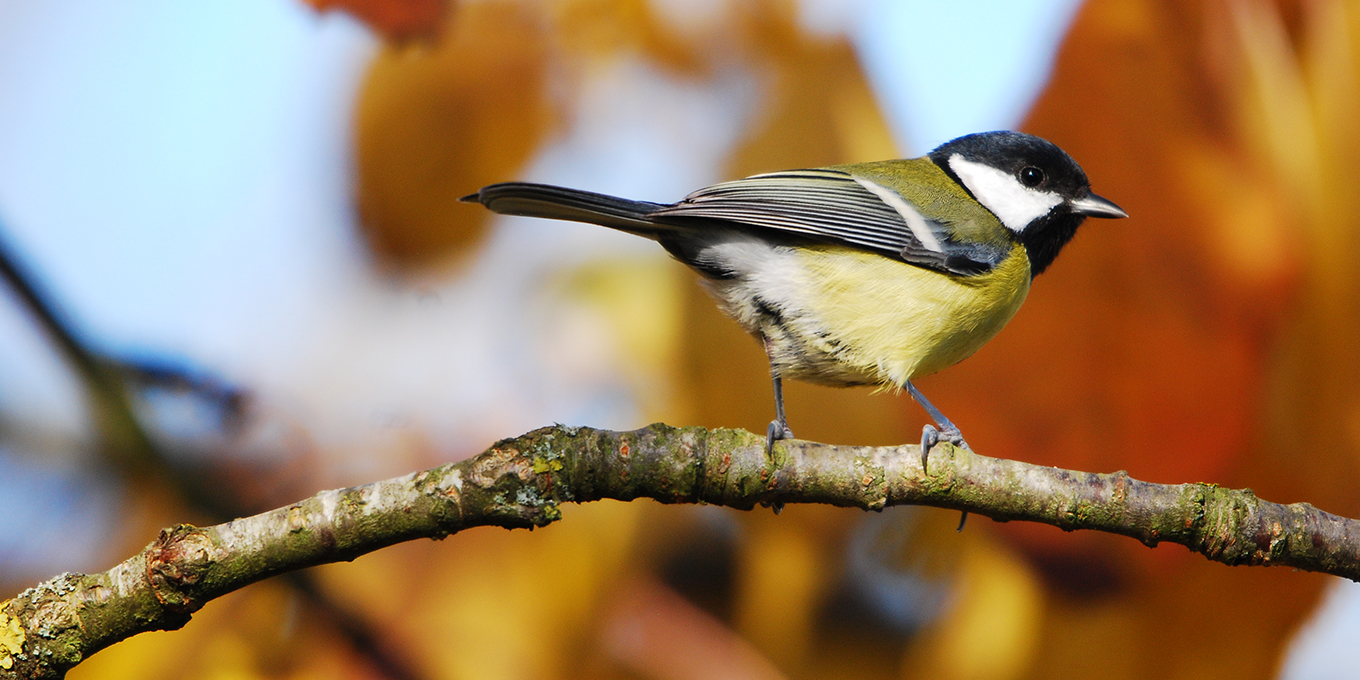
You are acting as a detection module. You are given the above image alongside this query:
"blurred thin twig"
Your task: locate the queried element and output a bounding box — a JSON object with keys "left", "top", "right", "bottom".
{"left": 0, "top": 219, "right": 425, "bottom": 680}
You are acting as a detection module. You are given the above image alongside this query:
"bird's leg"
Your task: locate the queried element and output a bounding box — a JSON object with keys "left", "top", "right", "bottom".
{"left": 907, "top": 380, "right": 970, "bottom": 529}
{"left": 906, "top": 380, "right": 968, "bottom": 472}
{"left": 766, "top": 372, "right": 796, "bottom": 456}
{"left": 764, "top": 337, "right": 794, "bottom": 457}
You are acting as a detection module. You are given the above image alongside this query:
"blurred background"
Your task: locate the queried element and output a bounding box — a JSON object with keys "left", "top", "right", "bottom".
{"left": 2, "top": 0, "right": 1359, "bottom": 677}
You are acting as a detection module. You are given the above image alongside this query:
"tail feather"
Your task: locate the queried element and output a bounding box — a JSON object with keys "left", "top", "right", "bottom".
{"left": 462, "top": 182, "right": 667, "bottom": 236}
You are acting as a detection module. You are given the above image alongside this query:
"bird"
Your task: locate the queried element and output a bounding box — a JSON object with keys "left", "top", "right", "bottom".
{"left": 462, "top": 131, "right": 1126, "bottom": 465}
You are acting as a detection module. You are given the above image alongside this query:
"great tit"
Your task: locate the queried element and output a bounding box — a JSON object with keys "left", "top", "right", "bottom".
{"left": 462, "top": 131, "right": 1126, "bottom": 463}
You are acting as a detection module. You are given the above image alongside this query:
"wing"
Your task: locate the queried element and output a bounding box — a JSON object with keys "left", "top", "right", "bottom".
{"left": 650, "top": 168, "right": 1008, "bottom": 276}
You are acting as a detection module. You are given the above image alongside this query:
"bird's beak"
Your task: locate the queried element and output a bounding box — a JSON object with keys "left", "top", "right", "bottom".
{"left": 1070, "top": 192, "right": 1128, "bottom": 219}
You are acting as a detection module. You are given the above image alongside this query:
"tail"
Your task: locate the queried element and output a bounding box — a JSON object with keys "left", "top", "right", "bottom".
{"left": 461, "top": 182, "right": 668, "bottom": 237}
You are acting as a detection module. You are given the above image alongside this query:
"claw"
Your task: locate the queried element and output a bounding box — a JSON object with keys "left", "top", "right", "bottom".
{"left": 920, "top": 425, "right": 939, "bottom": 472}
{"left": 766, "top": 420, "right": 794, "bottom": 457}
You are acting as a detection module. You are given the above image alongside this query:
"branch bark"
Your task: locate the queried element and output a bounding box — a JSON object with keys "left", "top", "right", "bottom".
{"left": 4, "top": 423, "right": 1358, "bottom": 678}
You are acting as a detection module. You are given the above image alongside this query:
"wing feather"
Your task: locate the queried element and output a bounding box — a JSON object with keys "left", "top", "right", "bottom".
{"left": 651, "top": 169, "right": 1004, "bottom": 276}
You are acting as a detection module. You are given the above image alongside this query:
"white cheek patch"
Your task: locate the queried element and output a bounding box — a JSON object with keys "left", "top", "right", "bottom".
{"left": 852, "top": 177, "right": 944, "bottom": 253}
{"left": 948, "top": 154, "right": 1063, "bottom": 232}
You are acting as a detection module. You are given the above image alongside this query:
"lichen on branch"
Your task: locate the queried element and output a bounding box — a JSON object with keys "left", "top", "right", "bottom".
{"left": 3, "top": 423, "right": 1358, "bottom": 679}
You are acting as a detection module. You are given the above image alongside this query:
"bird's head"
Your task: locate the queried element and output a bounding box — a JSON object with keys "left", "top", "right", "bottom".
{"left": 929, "top": 131, "right": 1126, "bottom": 276}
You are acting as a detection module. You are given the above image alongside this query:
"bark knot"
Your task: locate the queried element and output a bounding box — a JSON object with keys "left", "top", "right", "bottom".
{"left": 469, "top": 448, "right": 534, "bottom": 488}
{"left": 146, "top": 525, "right": 216, "bottom": 614}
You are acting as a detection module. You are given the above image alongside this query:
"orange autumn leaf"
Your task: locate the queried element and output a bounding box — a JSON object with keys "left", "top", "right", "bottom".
{"left": 354, "top": 1, "right": 552, "bottom": 266}
{"left": 302, "top": 0, "right": 449, "bottom": 42}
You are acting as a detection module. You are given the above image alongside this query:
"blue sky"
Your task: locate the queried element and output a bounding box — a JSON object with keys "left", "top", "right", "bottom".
{"left": 852, "top": 0, "right": 1084, "bottom": 153}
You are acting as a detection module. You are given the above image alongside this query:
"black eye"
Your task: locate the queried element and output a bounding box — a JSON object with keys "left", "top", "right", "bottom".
{"left": 1019, "top": 166, "right": 1044, "bottom": 188}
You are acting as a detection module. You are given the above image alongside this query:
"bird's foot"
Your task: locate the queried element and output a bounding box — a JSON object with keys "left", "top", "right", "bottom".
{"left": 766, "top": 420, "right": 795, "bottom": 457}
{"left": 939, "top": 425, "right": 968, "bottom": 450}
{"left": 920, "top": 426, "right": 971, "bottom": 530}
{"left": 920, "top": 424, "right": 969, "bottom": 472}
{"left": 763, "top": 419, "right": 791, "bottom": 514}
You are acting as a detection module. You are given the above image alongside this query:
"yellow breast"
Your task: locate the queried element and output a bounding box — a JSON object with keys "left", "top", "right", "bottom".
{"left": 792, "top": 244, "right": 1031, "bottom": 388}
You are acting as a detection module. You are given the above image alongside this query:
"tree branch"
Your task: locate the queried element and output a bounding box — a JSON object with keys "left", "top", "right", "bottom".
{"left": 4, "top": 422, "right": 1358, "bottom": 678}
